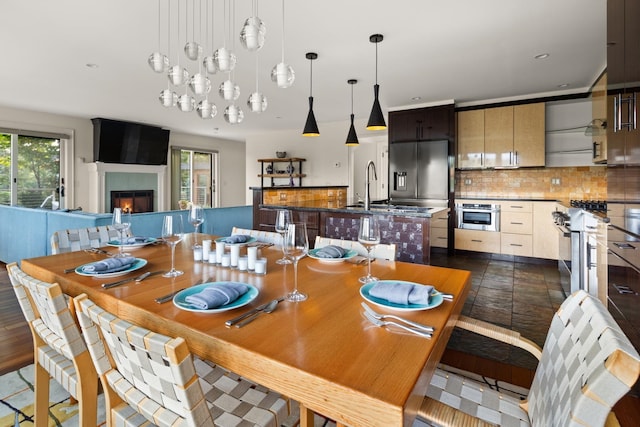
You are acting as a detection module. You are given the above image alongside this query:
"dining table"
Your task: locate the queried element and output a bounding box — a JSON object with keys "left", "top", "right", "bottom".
{"left": 20, "top": 233, "right": 471, "bottom": 427}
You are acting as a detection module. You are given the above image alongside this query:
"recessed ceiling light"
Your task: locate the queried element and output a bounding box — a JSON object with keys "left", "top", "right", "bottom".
{"left": 534, "top": 53, "right": 549, "bottom": 59}
{"left": 411, "top": 96, "right": 422, "bottom": 101}
{"left": 85, "top": 63, "right": 99, "bottom": 69}
{"left": 557, "top": 83, "right": 570, "bottom": 88}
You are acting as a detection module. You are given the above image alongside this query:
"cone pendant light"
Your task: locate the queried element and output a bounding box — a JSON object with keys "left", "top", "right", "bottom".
{"left": 302, "top": 52, "right": 320, "bottom": 136}
{"left": 367, "top": 34, "right": 386, "bottom": 130}
{"left": 345, "top": 79, "right": 359, "bottom": 146}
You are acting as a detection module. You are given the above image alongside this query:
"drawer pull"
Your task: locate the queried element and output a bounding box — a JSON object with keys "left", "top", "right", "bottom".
{"left": 510, "top": 244, "right": 523, "bottom": 247}
{"left": 510, "top": 222, "right": 523, "bottom": 225}
{"left": 510, "top": 205, "right": 524, "bottom": 209}
{"left": 614, "top": 242, "right": 636, "bottom": 250}
{"left": 471, "top": 239, "right": 482, "bottom": 242}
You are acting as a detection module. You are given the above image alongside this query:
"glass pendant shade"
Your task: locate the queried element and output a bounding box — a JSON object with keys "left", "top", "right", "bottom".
{"left": 189, "top": 73, "right": 211, "bottom": 95}
{"left": 168, "top": 65, "right": 190, "bottom": 86}
{"left": 367, "top": 83, "right": 386, "bottom": 130}
{"left": 203, "top": 56, "right": 217, "bottom": 74}
{"left": 196, "top": 99, "right": 217, "bottom": 119}
{"left": 213, "top": 47, "right": 237, "bottom": 73}
{"left": 240, "top": 17, "right": 266, "bottom": 51}
{"left": 184, "top": 41, "right": 203, "bottom": 60}
{"left": 159, "top": 89, "right": 178, "bottom": 107}
{"left": 177, "top": 93, "right": 195, "bottom": 112}
{"left": 219, "top": 79, "right": 240, "bottom": 101}
{"left": 346, "top": 114, "right": 359, "bottom": 145}
{"left": 248, "top": 92, "right": 268, "bottom": 113}
{"left": 148, "top": 52, "right": 169, "bottom": 73}
{"left": 271, "top": 62, "right": 295, "bottom": 88}
{"left": 303, "top": 97, "right": 320, "bottom": 136}
{"left": 224, "top": 104, "right": 245, "bottom": 124}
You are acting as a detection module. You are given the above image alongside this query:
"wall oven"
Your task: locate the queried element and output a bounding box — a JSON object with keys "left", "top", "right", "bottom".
{"left": 455, "top": 203, "right": 500, "bottom": 231}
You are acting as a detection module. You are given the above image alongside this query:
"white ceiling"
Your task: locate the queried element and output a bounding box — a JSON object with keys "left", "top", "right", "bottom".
{"left": 0, "top": 0, "right": 606, "bottom": 142}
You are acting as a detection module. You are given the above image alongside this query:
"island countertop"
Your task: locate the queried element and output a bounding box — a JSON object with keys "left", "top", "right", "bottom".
{"left": 259, "top": 199, "right": 448, "bottom": 218}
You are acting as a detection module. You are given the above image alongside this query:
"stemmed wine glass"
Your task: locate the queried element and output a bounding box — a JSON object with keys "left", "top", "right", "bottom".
{"left": 161, "top": 215, "right": 184, "bottom": 277}
{"left": 358, "top": 216, "right": 381, "bottom": 283}
{"left": 274, "top": 209, "right": 292, "bottom": 265}
{"left": 112, "top": 208, "right": 131, "bottom": 258}
{"left": 188, "top": 204, "right": 205, "bottom": 248}
{"left": 284, "top": 222, "right": 309, "bottom": 302}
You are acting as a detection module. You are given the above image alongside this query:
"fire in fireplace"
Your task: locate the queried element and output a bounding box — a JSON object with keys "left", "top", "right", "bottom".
{"left": 111, "top": 190, "right": 154, "bottom": 213}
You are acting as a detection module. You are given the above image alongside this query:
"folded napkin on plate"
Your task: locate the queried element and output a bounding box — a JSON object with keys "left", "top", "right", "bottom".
{"left": 185, "top": 283, "right": 249, "bottom": 309}
{"left": 116, "top": 236, "right": 149, "bottom": 245}
{"left": 220, "top": 234, "right": 251, "bottom": 244}
{"left": 314, "top": 245, "right": 347, "bottom": 259}
{"left": 80, "top": 256, "right": 137, "bottom": 274}
{"left": 369, "top": 281, "right": 434, "bottom": 305}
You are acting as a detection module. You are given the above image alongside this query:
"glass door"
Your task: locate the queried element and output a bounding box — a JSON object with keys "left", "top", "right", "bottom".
{"left": 177, "top": 149, "right": 218, "bottom": 208}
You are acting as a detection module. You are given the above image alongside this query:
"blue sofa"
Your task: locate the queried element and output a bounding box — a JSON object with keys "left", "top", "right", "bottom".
{"left": 0, "top": 205, "right": 253, "bottom": 264}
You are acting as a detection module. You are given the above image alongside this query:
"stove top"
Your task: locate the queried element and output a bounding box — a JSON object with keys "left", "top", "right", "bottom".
{"left": 570, "top": 199, "right": 608, "bottom": 213}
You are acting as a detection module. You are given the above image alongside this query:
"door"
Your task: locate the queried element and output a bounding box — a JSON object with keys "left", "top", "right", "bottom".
{"left": 389, "top": 142, "right": 417, "bottom": 199}
{"left": 457, "top": 109, "right": 485, "bottom": 169}
{"left": 417, "top": 140, "right": 448, "bottom": 200}
{"left": 484, "top": 106, "right": 514, "bottom": 168}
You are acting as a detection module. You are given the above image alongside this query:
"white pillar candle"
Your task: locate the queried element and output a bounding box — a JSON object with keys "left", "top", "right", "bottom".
{"left": 215, "top": 241, "right": 225, "bottom": 264}
{"left": 220, "top": 253, "right": 231, "bottom": 268}
{"left": 193, "top": 246, "right": 203, "bottom": 261}
{"left": 254, "top": 258, "right": 267, "bottom": 275}
{"left": 247, "top": 246, "right": 258, "bottom": 270}
{"left": 202, "top": 239, "right": 211, "bottom": 260}
{"left": 229, "top": 244, "right": 240, "bottom": 267}
{"left": 237, "top": 256, "right": 248, "bottom": 271}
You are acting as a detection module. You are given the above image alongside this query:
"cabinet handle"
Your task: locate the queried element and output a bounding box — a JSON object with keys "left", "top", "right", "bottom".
{"left": 614, "top": 94, "right": 620, "bottom": 132}
{"left": 514, "top": 151, "right": 518, "bottom": 165}
{"left": 509, "top": 205, "right": 524, "bottom": 209}
{"left": 510, "top": 244, "right": 523, "bottom": 247}
{"left": 616, "top": 93, "right": 636, "bottom": 131}
{"left": 471, "top": 239, "right": 482, "bottom": 242}
{"left": 510, "top": 222, "right": 524, "bottom": 225}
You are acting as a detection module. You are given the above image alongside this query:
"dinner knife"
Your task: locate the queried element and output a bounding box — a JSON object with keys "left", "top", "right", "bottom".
{"left": 102, "top": 270, "right": 164, "bottom": 289}
{"left": 225, "top": 297, "right": 285, "bottom": 327}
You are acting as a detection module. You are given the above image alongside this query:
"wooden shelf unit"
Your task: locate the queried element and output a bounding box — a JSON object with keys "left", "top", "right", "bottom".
{"left": 258, "top": 157, "right": 306, "bottom": 187}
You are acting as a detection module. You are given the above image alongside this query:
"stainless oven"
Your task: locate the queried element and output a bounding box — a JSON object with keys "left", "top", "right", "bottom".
{"left": 456, "top": 203, "right": 500, "bottom": 231}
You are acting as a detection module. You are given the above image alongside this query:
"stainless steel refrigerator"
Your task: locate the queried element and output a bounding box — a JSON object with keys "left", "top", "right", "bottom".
{"left": 389, "top": 139, "right": 449, "bottom": 205}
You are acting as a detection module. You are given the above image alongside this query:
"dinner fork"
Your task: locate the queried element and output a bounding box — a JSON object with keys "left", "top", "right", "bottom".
{"left": 361, "top": 302, "right": 434, "bottom": 332}
{"left": 363, "top": 310, "right": 432, "bottom": 339}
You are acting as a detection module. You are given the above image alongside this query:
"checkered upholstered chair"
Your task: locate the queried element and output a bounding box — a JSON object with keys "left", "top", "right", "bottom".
{"left": 74, "top": 293, "right": 296, "bottom": 427}
{"left": 51, "top": 225, "right": 132, "bottom": 254}
{"left": 6, "top": 263, "right": 99, "bottom": 427}
{"left": 231, "top": 226, "right": 283, "bottom": 245}
{"left": 314, "top": 236, "right": 396, "bottom": 260}
{"left": 419, "top": 290, "right": 640, "bottom": 427}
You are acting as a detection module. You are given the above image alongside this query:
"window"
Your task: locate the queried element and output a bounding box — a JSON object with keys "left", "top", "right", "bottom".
{"left": 171, "top": 148, "right": 218, "bottom": 208}
{"left": 0, "top": 132, "right": 63, "bottom": 208}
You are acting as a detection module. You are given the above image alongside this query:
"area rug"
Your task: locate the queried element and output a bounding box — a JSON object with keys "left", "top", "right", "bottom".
{"left": 0, "top": 364, "right": 106, "bottom": 427}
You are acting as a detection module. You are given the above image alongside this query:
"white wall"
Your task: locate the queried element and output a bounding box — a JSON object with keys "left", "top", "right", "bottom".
{"left": 244, "top": 116, "right": 388, "bottom": 204}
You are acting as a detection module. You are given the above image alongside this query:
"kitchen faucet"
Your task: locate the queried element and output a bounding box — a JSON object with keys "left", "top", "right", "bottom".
{"left": 364, "top": 160, "right": 377, "bottom": 210}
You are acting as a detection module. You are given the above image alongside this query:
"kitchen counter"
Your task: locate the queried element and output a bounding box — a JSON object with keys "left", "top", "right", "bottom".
{"left": 260, "top": 199, "right": 448, "bottom": 218}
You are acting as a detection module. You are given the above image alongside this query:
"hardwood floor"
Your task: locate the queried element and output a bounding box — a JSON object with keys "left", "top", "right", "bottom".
{"left": 1, "top": 260, "right": 638, "bottom": 425}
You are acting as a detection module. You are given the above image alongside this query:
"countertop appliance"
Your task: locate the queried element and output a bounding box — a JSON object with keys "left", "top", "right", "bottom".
{"left": 456, "top": 203, "right": 500, "bottom": 231}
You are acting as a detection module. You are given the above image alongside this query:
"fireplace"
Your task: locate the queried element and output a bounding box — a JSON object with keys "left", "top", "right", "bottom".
{"left": 111, "top": 190, "right": 154, "bottom": 213}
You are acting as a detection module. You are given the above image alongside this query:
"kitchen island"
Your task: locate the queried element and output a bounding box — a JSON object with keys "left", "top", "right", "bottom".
{"left": 252, "top": 187, "right": 449, "bottom": 264}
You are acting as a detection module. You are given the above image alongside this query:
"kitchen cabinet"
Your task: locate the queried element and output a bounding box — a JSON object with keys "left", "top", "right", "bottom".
{"left": 591, "top": 72, "right": 608, "bottom": 163}
{"left": 500, "top": 201, "right": 533, "bottom": 256}
{"left": 455, "top": 229, "right": 501, "bottom": 254}
{"left": 257, "top": 157, "right": 306, "bottom": 187}
{"left": 429, "top": 208, "right": 449, "bottom": 249}
{"left": 532, "top": 202, "right": 559, "bottom": 260}
{"left": 456, "top": 103, "right": 545, "bottom": 169}
{"left": 388, "top": 105, "right": 453, "bottom": 143}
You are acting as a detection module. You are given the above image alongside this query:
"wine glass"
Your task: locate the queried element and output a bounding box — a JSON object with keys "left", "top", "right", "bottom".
{"left": 188, "top": 204, "right": 205, "bottom": 248}
{"left": 161, "top": 215, "right": 184, "bottom": 277}
{"left": 284, "top": 222, "right": 309, "bottom": 302}
{"left": 112, "top": 208, "right": 131, "bottom": 258}
{"left": 274, "top": 209, "right": 292, "bottom": 265}
{"left": 358, "top": 216, "right": 381, "bottom": 283}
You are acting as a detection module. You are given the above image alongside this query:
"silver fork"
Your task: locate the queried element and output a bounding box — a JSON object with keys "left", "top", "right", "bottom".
{"left": 361, "top": 302, "right": 434, "bottom": 332}
{"left": 363, "top": 310, "right": 432, "bottom": 339}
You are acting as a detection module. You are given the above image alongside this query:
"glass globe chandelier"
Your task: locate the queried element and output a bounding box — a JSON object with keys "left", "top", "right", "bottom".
{"left": 271, "top": 0, "right": 294, "bottom": 88}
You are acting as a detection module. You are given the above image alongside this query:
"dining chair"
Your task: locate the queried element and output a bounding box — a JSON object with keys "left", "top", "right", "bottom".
{"left": 74, "top": 293, "right": 296, "bottom": 427}
{"left": 314, "top": 236, "right": 396, "bottom": 260}
{"left": 231, "top": 226, "right": 283, "bottom": 245}
{"left": 50, "top": 225, "right": 132, "bottom": 254}
{"left": 6, "top": 262, "right": 99, "bottom": 427}
{"left": 419, "top": 290, "right": 640, "bottom": 427}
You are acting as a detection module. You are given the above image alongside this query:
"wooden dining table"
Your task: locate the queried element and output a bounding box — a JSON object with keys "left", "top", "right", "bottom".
{"left": 20, "top": 233, "right": 471, "bottom": 427}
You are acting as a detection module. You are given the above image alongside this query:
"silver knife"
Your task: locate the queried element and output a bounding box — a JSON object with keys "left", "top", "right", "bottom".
{"left": 102, "top": 270, "right": 163, "bottom": 289}
{"left": 225, "top": 297, "right": 285, "bottom": 326}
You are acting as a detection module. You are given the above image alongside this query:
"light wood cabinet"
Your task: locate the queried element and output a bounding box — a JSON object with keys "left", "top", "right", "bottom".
{"left": 501, "top": 233, "right": 533, "bottom": 256}
{"left": 456, "top": 103, "right": 545, "bottom": 169}
{"left": 532, "top": 202, "right": 560, "bottom": 260}
{"left": 430, "top": 208, "right": 449, "bottom": 249}
{"left": 500, "top": 201, "right": 533, "bottom": 256}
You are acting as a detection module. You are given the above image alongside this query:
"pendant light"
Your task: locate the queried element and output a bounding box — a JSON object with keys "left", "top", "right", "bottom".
{"left": 345, "top": 79, "right": 359, "bottom": 146}
{"left": 367, "top": 34, "right": 386, "bottom": 131}
{"left": 302, "top": 52, "right": 319, "bottom": 137}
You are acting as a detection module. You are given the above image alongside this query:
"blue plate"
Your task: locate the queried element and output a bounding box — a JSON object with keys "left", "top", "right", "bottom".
{"left": 308, "top": 248, "right": 358, "bottom": 263}
{"left": 173, "top": 282, "right": 259, "bottom": 313}
{"left": 75, "top": 258, "right": 147, "bottom": 278}
{"left": 360, "top": 281, "right": 444, "bottom": 312}
{"left": 214, "top": 236, "right": 257, "bottom": 246}
{"left": 107, "top": 237, "right": 157, "bottom": 249}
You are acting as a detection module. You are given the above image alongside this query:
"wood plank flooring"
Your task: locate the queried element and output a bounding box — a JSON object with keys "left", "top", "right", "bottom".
{"left": 1, "top": 260, "right": 638, "bottom": 425}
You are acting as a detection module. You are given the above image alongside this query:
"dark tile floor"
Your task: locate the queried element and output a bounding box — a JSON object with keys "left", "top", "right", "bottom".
{"left": 430, "top": 250, "right": 565, "bottom": 370}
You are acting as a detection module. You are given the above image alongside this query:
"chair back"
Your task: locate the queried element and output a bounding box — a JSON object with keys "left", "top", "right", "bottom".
{"left": 231, "top": 226, "right": 283, "bottom": 245}
{"left": 315, "top": 236, "right": 396, "bottom": 260}
{"left": 51, "top": 225, "right": 131, "bottom": 254}
{"left": 526, "top": 290, "right": 640, "bottom": 427}
{"left": 74, "top": 293, "right": 215, "bottom": 427}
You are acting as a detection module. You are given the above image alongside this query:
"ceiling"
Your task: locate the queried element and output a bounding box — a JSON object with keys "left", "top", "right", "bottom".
{"left": 0, "top": 0, "right": 606, "bottom": 142}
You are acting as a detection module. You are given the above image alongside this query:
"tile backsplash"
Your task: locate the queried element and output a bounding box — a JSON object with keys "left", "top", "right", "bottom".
{"left": 455, "top": 166, "right": 607, "bottom": 200}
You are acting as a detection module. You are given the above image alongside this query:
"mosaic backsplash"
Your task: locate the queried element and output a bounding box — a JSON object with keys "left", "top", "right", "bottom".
{"left": 455, "top": 166, "right": 607, "bottom": 200}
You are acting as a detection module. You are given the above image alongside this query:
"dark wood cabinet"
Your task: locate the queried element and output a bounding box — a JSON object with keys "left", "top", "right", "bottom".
{"left": 388, "top": 105, "right": 453, "bottom": 142}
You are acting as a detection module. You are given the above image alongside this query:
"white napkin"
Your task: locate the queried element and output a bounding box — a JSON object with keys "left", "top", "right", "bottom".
{"left": 185, "top": 283, "right": 249, "bottom": 309}
{"left": 369, "top": 281, "right": 433, "bottom": 305}
{"left": 81, "top": 256, "right": 136, "bottom": 273}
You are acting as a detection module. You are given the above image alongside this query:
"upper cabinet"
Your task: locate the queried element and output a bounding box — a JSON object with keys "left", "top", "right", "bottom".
{"left": 388, "top": 105, "right": 453, "bottom": 143}
{"left": 591, "top": 72, "right": 608, "bottom": 164}
{"left": 457, "top": 103, "right": 545, "bottom": 169}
